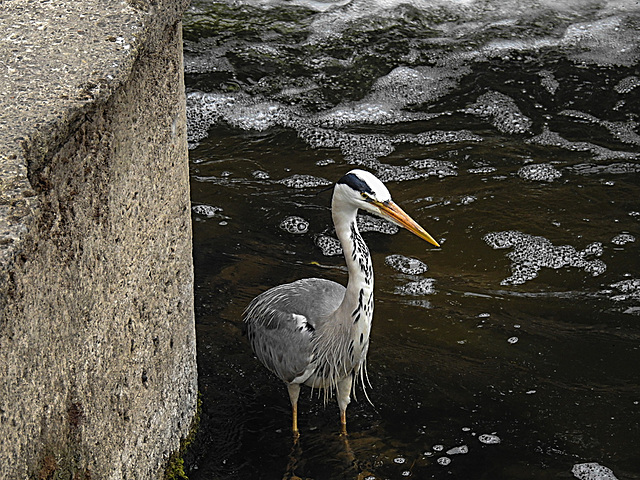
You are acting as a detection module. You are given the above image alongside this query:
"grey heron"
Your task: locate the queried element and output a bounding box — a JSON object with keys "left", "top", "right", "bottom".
{"left": 244, "top": 169, "right": 440, "bottom": 436}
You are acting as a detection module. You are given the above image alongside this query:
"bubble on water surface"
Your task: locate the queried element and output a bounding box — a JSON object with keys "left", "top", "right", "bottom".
{"left": 374, "top": 164, "right": 424, "bottom": 183}
{"left": 518, "top": 163, "right": 562, "bottom": 181}
{"left": 278, "top": 174, "right": 331, "bottom": 189}
{"left": 183, "top": 40, "right": 234, "bottom": 75}
{"left": 610, "top": 279, "right": 640, "bottom": 294}
{"left": 186, "top": 91, "right": 239, "bottom": 148}
{"left": 567, "top": 162, "right": 640, "bottom": 175}
{"left": 483, "top": 231, "right": 606, "bottom": 285}
{"left": 562, "top": 16, "right": 639, "bottom": 67}
{"left": 527, "top": 126, "right": 639, "bottom": 161}
{"left": 410, "top": 158, "right": 458, "bottom": 178}
{"left": 398, "top": 130, "right": 482, "bottom": 147}
{"left": 464, "top": 91, "right": 532, "bottom": 134}
{"left": 507, "top": 336, "right": 519, "bottom": 344}
{"left": 315, "top": 234, "right": 343, "bottom": 256}
{"left": 192, "top": 204, "right": 223, "bottom": 217}
{"left": 315, "top": 158, "right": 335, "bottom": 166}
{"left": 561, "top": 110, "right": 640, "bottom": 146}
{"left": 395, "top": 278, "right": 436, "bottom": 296}
{"left": 615, "top": 76, "right": 640, "bottom": 94}
{"left": 478, "top": 434, "right": 501, "bottom": 445}
{"left": 572, "top": 462, "right": 618, "bottom": 480}
{"left": 446, "top": 445, "right": 469, "bottom": 455}
{"left": 385, "top": 254, "right": 428, "bottom": 275}
{"left": 279, "top": 216, "right": 309, "bottom": 234}
{"left": 538, "top": 70, "right": 559, "bottom": 95}
{"left": 313, "top": 101, "right": 439, "bottom": 129}
{"left": 468, "top": 166, "right": 497, "bottom": 175}
{"left": 228, "top": 102, "right": 292, "bottom": 131}
{"left": 611, "top": 233, "right": 635, "bottom": 245}
{"left": 608, "top": 279, "right": 640, "bottom": 307}
{"left": 298, "top": 126, "right": 395, "bottom": 163}
{"left": 186, "top": 91, "right": 302, "bottom": 147}
{"left": 357, "top": 215, "right": 398, "bottom": 235}
{"left": 437, "top": 457, "right": 451, "bottom": 466}
{"left": 252, "top": 170, "right": 270, "bottom": 179}
{"left": 368, "top": 65, "right": 469, "bottom": 109}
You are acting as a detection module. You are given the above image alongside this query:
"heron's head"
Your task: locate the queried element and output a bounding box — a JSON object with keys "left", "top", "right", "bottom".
{"left": 335, "top": 169, "right": 440, "bottom": 247}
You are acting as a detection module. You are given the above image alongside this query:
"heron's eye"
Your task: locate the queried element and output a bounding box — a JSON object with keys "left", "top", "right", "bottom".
{"left": 361, "top": 192, "right": 372, "bottom": 202}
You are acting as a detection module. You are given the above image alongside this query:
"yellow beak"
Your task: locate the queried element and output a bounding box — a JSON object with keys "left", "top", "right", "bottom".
{"left": 375, "top": 200, "right": 440, "bottom": 247}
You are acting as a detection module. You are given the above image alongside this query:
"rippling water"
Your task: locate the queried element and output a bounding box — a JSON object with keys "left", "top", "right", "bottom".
{"left": 182, "top": 1, "right": 640, "bottom": 478}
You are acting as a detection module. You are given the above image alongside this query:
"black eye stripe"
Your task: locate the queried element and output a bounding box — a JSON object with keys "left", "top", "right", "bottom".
{"left": 337, "top": 172, "right": 374, "bottom": 195}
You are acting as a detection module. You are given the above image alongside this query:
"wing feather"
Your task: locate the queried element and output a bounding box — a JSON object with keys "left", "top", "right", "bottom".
{"left": 244, "top": 278, "right": 345, "bottom": 383}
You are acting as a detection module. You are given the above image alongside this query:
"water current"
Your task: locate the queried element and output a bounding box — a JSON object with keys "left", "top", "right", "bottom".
{"left": 182, "top": 1, "right": 640, "bottom": 478}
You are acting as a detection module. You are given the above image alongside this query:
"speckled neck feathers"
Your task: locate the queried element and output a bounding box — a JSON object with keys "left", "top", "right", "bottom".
{"left": 306, "top": 189, "right": 375, "bottom": 401}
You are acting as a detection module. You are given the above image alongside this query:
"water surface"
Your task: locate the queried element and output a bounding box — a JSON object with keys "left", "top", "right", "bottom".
{"left": 182, "top": 1, "right": 640, "bottom": 478}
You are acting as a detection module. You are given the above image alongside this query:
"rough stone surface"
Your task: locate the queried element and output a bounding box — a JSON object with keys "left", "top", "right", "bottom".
{"left": 0, "top": 1, "right": 196, "bottom": 479}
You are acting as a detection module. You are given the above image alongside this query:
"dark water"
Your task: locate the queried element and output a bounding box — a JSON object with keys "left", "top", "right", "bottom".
{"left": 182, "top": 1, "right": 640, "bottom": 478}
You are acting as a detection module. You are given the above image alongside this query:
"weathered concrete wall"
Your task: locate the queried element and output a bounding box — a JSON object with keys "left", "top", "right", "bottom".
{"left": 0, "top": 1, "right": 197, "bottom": 478}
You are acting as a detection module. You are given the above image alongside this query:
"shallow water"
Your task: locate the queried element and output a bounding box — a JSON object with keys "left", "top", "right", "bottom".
{"left": 182, "top": 1, "right": 640, "bottom": 478}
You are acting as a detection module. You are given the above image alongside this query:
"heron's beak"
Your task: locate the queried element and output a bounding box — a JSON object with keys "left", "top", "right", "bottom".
{"left": 375, "top": 200, "right": 440, "bottom": 247}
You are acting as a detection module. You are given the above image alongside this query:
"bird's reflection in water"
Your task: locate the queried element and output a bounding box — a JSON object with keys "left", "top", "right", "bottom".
{"left": 282, "top": 431, "right": 377, "bottom": 480}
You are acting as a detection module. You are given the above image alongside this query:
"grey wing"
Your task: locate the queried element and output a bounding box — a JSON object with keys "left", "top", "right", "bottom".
{"left": 243, "top": 278, "right": 345, "bottom": 383}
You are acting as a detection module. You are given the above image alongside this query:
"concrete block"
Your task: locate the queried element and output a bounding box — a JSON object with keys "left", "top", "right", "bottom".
{"left": 0, "top": 1, "right": 197, "bottom": 478}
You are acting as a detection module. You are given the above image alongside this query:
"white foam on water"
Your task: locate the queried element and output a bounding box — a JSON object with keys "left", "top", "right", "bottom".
{"left": 356, "top": 214, "right": 399, "bottom": 235}
{"left": 483, "top": 231, "right": 607, "bottom": 285}
{"left": 539, "top": 70, "right": 559, "bottom": 95}
{"left": 315, "top": 234, "right": 343, "bottom": 256}
{"left": 567, "top": 162, "right": 640, "bottom": 176}
{"left": 410, "top": 158, "right": 458, "bottom": 178}
{"left": 468, "top": 166, "right": 497, "bottom": 175}
{"left": 252, "top": 170, "right": 271, "bottom": 179}
{"left": 277, "top": 174, "right": 332, "bottom": 188}
{"left": 446, "top": 445, "right": 469, "bottom": 455}
{"left": 560, "top": 110, "right": 640, "bottom": 146}
{"left": 615, "top": 75, "right": 640, "bottom": 94}
{"left": 385, "top": 254, "right": 429, "bottom": 275}
{"left": 611, "top": 233, "right": 635, "bottom": 245}
{"left": 374, "top": 164, "right": 425, "bottom": 183}
{"left": 527, "top": 126, "right": 639, "bottom": 162}
{"left": 464, "top": 91, "right": 532, "bottom": 135}
{"left": 572, "top": 462, "right": 618, "bottom": 480}
{"left": 478, "top": 433, "right": 501, "bottom": 444}
{"left": 279, "top": 216, "right": 310, "bottom": 234}
{"left": 192, "top": 204, "right": 223, "bottom": 218}
{"left": 395, "top": 278, "right": 436, "bottom": 295}
{"left": 608, "top": 279, "right": 640, "bottom": 308}
{"left": 367, "top": 66, "right": 469, "bottom": 109}
{"left": 518, "top": 163, "right": 562, "bottom": 182}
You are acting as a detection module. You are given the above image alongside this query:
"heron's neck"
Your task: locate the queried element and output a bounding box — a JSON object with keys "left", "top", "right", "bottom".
{"left": 332, "top": 201, "right": 374, "bottom": 322}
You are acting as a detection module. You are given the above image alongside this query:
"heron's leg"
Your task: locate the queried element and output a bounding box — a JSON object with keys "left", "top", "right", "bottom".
{"left": 287, "top": 383, "right": 301, "bottom": 437}
{"left": 336, "top": 376, "right": 353, "bottom": 436}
